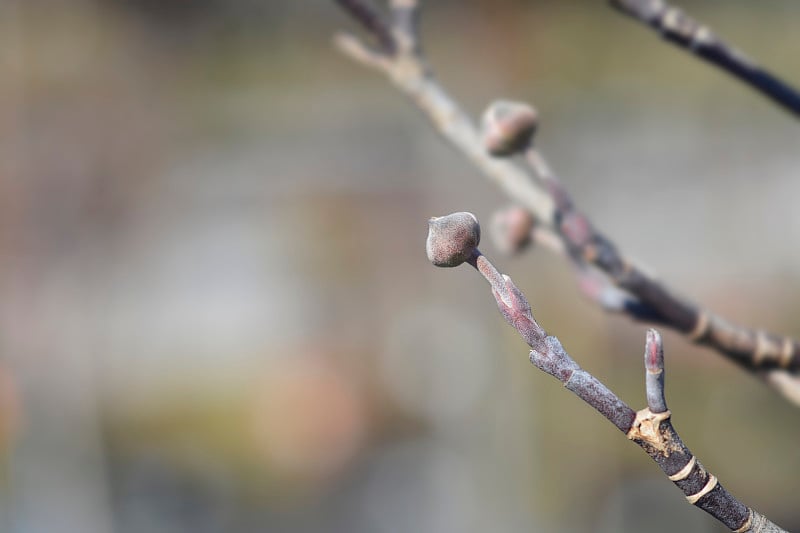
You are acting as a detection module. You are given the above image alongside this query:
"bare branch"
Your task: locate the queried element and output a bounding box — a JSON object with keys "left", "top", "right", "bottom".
{"left": 332, "top": 2, "right": 800, "bottom": 405}
{"left": 521, "top": 142, "right": 800, "bottom": 386}
{"left": 334, "top": 0, "right": 396, "bottom": 54}
{"left": 333, "top": 32, "right": 392, "bottom": 73}
{"left": 427, "top": 212, "right": 787, "bottom": 532}
{"left": 389, "top": 0, "right": 420, "bottom": 55}
{"left": 332, "top": 2, "right": 555, "bottom": 224}
{"left": 610, "top": 0, "right": 800, "bottom": 118}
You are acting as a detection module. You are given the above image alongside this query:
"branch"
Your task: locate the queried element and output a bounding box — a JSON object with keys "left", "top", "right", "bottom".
{"left": 332, "top": 1, "right": 800, "bottom": 405}
{"left": 426, "top": 212, "right": 787, "bottom": 533}
{"left": 332, "top": 2, "right": 556, "bottom": 225}
{"left": 333, "top": 0, "right": 396, "bottom": 54}
{"left": 610, "top": 0, "right": 800, "bottom": 118}
{"left": 519, "top": 143, "right": 800, "bottom": 378}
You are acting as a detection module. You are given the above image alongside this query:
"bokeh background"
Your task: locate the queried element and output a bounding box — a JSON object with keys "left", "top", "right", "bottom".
{"left": 1, "top": 1, "right": 799, "bottom": 532}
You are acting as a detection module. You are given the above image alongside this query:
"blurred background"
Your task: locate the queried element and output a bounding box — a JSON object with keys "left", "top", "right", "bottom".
{"left": 1, "top": 1, "right": 799, "bottom": 532}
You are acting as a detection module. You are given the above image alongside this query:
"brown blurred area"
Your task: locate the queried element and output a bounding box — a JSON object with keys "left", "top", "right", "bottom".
{"left": 0, "top": 1, "right": 798, "bottom": 532}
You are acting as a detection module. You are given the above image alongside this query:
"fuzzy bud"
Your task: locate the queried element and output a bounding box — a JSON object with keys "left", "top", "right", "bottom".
{"left": 481, "top": 100, "right": 538, "bottom": 157}
{"left": 426, "top": 212, "right": 480, "bottom": 267}
{"left": 490, "top": 205, "right": 536, "bottom": 255}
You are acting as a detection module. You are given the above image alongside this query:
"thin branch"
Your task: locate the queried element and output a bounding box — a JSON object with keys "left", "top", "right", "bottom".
{"left": 334, "top": 32, "right": 391, "bottom": 72}
{"left": 334, "top": 0, "right": 396, "bottom": 54}
{"left": 609, "top": 0, "right": 800, "bottom": 118}
{"left": 389, "top": 0, "right": 420, "bottom": 55}
{"left": 522, "top": 147, "right": 800, "bottom": 375}
{"left": 331, "top": 3, "right": 800, "bottom": 404}
{"left": 427, "top": 212, "right": 786, "bottom": 532}
{"left": 332, "top": 3, "right": 556, "bottom": 222}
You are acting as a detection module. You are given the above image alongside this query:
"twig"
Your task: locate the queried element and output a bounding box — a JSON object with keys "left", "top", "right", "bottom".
{"left": 332, "top": 2, "right": 556, "bottom": 224}
{"left": 389, "top": 0, "right": 420, "bottom": 55}
{"left": 331, "top": 2, "right": 800, "bottom": 404}
{"left": 333, "top": 0, "right": 396, "bottom": 54}
{"left": 609, "top": 0, "right": 800, "bottom": 118}
{"left": 426, "top": 212, "right": 787, "bottom": 532}
{"left": 521, "top": 146, "right": 800, "bottom": 375}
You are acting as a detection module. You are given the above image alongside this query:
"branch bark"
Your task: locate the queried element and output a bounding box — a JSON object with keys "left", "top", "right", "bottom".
{"left": 332, "top": 1, "right": 800, "bottom": 405}
{"left": 427, "top": 212, "right": 786, "bottom": 532}
{"left": 609, "top": 0, "right": 800, "bottom": 118}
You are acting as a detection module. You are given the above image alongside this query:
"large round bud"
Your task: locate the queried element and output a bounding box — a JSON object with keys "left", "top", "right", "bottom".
{"left": 426, "top": 212, "right": 480, "bottom": 267}
{"left": 481, "top": 100, "right": 538, "bottom": 157}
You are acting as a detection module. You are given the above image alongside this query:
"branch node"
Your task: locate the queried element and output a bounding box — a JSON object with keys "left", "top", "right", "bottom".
{"left": 626, "top": 408, "right": 671, "bottom": 452}
{"left": 667, "top": 455, "right": 696, "bottom": 481}
{"left": 686, "top": 474, "right": 718, "bottom": 505}
{"left": 661, "top": 7, "right": 679, "bottom": 29}
{"left": 733, "top": 510, "right": 753, "bottom": 533}
{"left": 690, "top": 25, "right": 714, "bottom": 51}
{"left": 687, "top": 311, "right": 710, "bottom": 342}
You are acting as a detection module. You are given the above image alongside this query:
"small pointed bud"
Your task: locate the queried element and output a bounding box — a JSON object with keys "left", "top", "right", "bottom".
{"left": 645, "top": 329, "right": 664, "bottom": 374}
{"left": 644, "top": 328, "right": 667, "bottom": 413}
{"left": 490, "top": 205, "right": 536, "bottom": 255}
{"left": 426, "top": 212, "right": 480, "bottom": 267}
{"left": 481, "top": 100, "right": 538, "bottom": 157}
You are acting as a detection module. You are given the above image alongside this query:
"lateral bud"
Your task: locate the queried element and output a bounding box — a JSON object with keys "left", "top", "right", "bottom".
{"left": 490, "top": 205, "right": 536, "bottom": 255}
{"left": 481, "top": 100, "right": 539, "bottom": 156}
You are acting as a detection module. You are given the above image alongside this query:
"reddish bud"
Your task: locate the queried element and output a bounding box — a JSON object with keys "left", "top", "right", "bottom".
{"left": 645, "top": 329, "right": 664, "bottom": 374}
{"left": 644, "top": 328, "right": 667, "bottom": 413}
{"left": 481, "top": 100, "right": 539, "bottom": 157}
{"left": 490, "top": 205, "right": 536, "bottom": 255}
{"left": 426, "top": 212, "right": 480, "bottom": 267}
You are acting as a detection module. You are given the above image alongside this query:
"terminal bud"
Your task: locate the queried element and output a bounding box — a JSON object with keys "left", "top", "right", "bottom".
{"left": 426, "top": 212, "right": 480, "bottom": 267}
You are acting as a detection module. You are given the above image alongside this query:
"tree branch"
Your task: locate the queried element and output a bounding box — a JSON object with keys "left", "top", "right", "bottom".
{"left": 610, "top": 0, "right": 800, "bottom": 118}
{"left": 333, "top": 0, "right": 396, "bottom": 54}
{"left": 520, "top": 145, "right": 800, "bottom": 377}
{"left": 332, "top": 3, "right": 556, "bottom": 223}
{"left": 426, "top": 212, "right": 787, "bottom": 533}
{"left": 331, "top": 2, "right": 800, "bottom": 405}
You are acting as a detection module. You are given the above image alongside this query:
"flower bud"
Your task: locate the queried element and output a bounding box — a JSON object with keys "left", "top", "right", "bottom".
{"left": 426, "top": 212, "right": 480, "bottom": 267}
{"left": 490, "top": 205, "right": 535, "bottom": 255}
{"left": 481, "top": 100, "right": 538, "bottom": 157}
